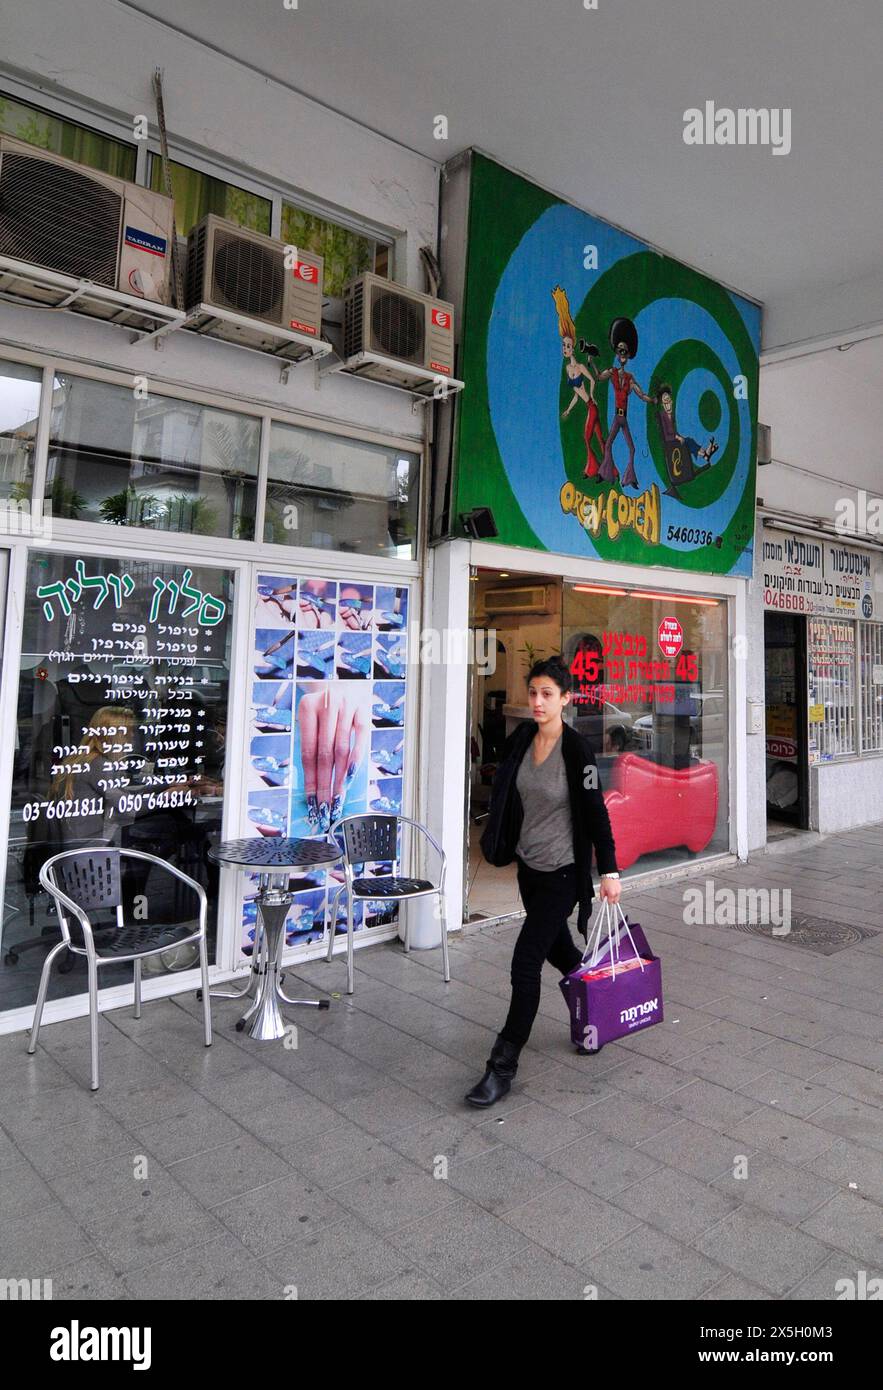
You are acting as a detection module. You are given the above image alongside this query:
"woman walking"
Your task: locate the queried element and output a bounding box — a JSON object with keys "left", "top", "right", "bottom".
{"left": 465, "top": 656, "right": 621, "bottom": 1107}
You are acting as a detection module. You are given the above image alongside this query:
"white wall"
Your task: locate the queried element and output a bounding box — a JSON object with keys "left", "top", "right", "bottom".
{"left": 758, "top": 338, "right": 883, "bottom": 525}
{"left": 0, "top": 0, "right": 440, "bottom": 438}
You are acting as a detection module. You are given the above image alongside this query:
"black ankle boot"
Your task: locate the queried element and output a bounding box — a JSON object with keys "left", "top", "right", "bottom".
{"left": 464, "top": 1035, "right": 521, "bottom": 1107}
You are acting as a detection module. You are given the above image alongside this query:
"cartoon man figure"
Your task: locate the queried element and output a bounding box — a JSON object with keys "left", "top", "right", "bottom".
{"left": 596, "top": 318, "right": 655, "bottom": 489}
{"left": 655, "top": 382, "right": 719, "bottom": 498}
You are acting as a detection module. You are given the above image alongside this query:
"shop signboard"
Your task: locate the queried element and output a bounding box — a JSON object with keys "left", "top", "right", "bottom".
{"left": 245, "top": 573, "right": 410, "bottom": 955}
{"left": 1, "top": 553, "right": 232, "bottom": 989}
{"left": 451, "top": 153, "right": 761, "bottom": 576}
{"left": 761, "top": 528, "right": 882, "bottom": 619}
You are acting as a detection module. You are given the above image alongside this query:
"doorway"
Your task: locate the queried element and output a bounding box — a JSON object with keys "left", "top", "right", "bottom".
{"left": 764, "top": 611, "right": 809, "bottom": 831}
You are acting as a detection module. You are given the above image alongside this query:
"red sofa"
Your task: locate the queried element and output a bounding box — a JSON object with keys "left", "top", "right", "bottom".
{"left": 602, "top": 753, "right": 719, "bottom": 870}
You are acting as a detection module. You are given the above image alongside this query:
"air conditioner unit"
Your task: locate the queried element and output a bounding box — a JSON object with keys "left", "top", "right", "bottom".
{"left": 343, "top": 272, "right": 455, "bottom": 385}
{"left": 477, "top": 585, "right": 551, "bottom": 618}
{"left": 185, "top": 213, "right": 323, "bottom": 350}
{"left": 0, "top": 135, "right": 174, "bottom": 305}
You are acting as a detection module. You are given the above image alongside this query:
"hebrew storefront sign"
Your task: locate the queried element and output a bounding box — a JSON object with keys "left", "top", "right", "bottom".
{"left": 761, "top": 529, "right": 882, "bottom": 619}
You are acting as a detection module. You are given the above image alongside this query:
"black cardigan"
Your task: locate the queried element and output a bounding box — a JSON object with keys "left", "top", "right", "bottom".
{"left": 479, "top": 720, "right": 618, "bottom": 938}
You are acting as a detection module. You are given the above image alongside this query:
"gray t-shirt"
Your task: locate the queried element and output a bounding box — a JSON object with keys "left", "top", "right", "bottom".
{"left": 515, "top": 736, "right": 573, "bottom": 871}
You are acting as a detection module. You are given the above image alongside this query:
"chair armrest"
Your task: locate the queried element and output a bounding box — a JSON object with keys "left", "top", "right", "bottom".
{"left": 38, "top": 862, "right": 96, "bottom": 949}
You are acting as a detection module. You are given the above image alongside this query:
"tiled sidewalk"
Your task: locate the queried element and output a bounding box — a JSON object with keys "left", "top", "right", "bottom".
{"left": 1, "top": 826, "right": 881, "bottom": 1300}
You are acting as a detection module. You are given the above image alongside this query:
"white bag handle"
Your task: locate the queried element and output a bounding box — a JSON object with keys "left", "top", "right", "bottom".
{"left": 580, "top": 897, "right": 645, "bottom": 981}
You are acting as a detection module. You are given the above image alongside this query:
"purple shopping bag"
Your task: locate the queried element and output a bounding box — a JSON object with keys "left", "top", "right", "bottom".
{"left": 559, "top": 902, "right": 663, "bottom": 1052}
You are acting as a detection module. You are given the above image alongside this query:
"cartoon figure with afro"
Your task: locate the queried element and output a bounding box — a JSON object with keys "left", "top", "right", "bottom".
{"left": 552, "top": 286, "right": 605, "bottom": 479}
{"left": 596, "top": 317, "right": 656, "bottom": 490}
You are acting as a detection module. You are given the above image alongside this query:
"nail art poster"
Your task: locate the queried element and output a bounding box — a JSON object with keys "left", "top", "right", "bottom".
{"left": 244, "top": 572, "right": 409, "bottom": 953}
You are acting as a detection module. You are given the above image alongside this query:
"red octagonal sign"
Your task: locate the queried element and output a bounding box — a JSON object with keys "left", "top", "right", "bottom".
{"left": 658, "top": 616, "right": 683, "bottom": 658}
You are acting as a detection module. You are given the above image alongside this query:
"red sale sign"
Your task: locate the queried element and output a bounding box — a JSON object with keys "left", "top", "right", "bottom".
{"left": 658, "top": 617, "right": 683, "bottom": 658}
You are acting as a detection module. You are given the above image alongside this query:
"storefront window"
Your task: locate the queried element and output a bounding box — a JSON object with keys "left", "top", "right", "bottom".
{"left": 265, "top": 422, "right": 419, "bottom": 559}
{"left": 45, "top": 374, "right": 260, "bottom": 539}
{"left": 807, "top": 618, "right": 855, "bottom": 761}
{"left": 859, "top": 623, "right": 883, "bottom": 753}
{"left": 0, "top": 552, "right": 234, "bottom": 1013}
{"left": 280, "top": 203, "right": 387, "bottom": 299}
{"left": 562, "top": 583, "right": 730, "bottom": 874}
{"left": 0, "top": 91, "right": 137, "bottom": 180}
{"left": 0, "top": 360, "right": 41, "bottom": 508}
{"left": 149, "top": 155, "right": 272, "bottom": 239}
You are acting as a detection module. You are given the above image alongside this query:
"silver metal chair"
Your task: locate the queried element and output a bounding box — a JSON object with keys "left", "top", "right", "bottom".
{"left": 325, "top": 813, "right": 451, "bottom": 994}
{"left": 29, "top": 847, "right": 212, "bottom": 1090}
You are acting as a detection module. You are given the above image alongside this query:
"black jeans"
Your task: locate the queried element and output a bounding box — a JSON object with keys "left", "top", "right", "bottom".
{"left": 499, "top": 858, "right": 586, "bottom": 1049}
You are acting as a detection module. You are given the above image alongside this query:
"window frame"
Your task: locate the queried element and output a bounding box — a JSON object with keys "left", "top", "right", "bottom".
{"left": 0, "top": 343, "right": 425, "bottom": 577}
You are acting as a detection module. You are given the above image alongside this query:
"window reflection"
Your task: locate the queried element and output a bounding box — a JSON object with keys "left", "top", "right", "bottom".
{"left": 45, "top": 374, "right": 259, "bottom": 539}
{"left": 0, "top": 360, "right": 41, "bottom": 507}
{"left": 266, "top": 421, "right": 419, "bottom": 558}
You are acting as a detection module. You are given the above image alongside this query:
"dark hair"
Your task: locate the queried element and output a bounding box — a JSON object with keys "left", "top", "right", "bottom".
{"left": 526, "top": 655, "right": 572, "bottom": 693}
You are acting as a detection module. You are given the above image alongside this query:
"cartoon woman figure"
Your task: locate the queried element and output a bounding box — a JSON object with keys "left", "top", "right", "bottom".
{"left": 552, "top": 286, "right": 605, "bottom": 479}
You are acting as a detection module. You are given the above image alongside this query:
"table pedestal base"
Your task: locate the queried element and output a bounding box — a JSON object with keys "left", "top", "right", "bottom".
{"left": 213, "top": 882, "right": 330, "bottom": 1041}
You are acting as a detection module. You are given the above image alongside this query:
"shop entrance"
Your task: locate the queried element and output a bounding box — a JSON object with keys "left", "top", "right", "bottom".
{"left": 763, "top": 611, "right": 809, "bottom": 831}
{"left": 465, "top": 566, "right": 733, "bottom": 922}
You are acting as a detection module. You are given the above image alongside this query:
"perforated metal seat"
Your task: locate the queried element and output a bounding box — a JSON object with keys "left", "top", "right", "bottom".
{"left": 325, "top": 814, "right": 451, "bottom": 994}
{"left": 28, "top": 847, "right": 212, "bottom": 1090}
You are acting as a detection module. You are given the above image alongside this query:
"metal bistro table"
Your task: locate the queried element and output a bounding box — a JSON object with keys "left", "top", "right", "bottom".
{"left": 208, "top": 837, "right": 342, "bottom": 1041}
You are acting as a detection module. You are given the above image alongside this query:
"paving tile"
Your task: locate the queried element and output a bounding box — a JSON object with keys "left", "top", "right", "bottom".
{"left": 80, "top": 1190, "right": 224, "bottom": 1276}
{"left": 472, "top": 1099, "right": 595, "bottom": 1160}
{"left": 47, "top": 1149, "right": 187, "bottom": 1222}
{"left": 695, "top": 1207, "right": 832, "bottom": 1297}
{"left": 802, "top": 1138, "right": 883, "bottom": 1205}
{"left": 168, "top": 1133, "right": 294, "bottom": 1207}
{"left": 636, "top": 1119, "right": 754, "bottom": 1182}
{"left": 131, "top": 1100, "right": 250, "bottom": 1166}
{"left": 501, "top": 1180, "right": 641, "bottom": 1266}
{"left": 785, "top": 1252, "right": 882, "bottom": 1301}
{"left": 519, "top": 1062, "right": 619, "bottom": 1117}
{"left": 611, "top": 1165, "right": 739, "bottom": 1242}
{"left": 11, "top": 1108, "right": 139, "bottom": 1180}
{"left": 600, "top": 1054, "right": 694, "bottom": 1102}
{"left": 212, "top": 1172, "right": 348, "bottom": 1254}
{"left": 745, "top": 1039, "right": 835, "bottom": 1080}
{"left": 810, "top": 1096, "right": 883, "bottom": 1152}
{"left": 725, "top": 1106, "right": 841, "bottom": 1165}
{"left": 3, "top": 1200, "right": 93, "bottom": 1273}
{"left": 123, "top": 1231, "right": 279, "bottom": 1299}
{"left": 234, "top": 1090, "right": 345, "bottom": 1153}
{"left": 389, "top": 1111, "right": 503, "bottom": 1167}
{"left": 453, "top": 1246, "right": 602, "bottom": 1300}
{"left": 332, "top": 1081, "right": 447, "bottom": 1137}
{"left": 570, "top": 1094, "right": 683, "bottom": 1145}
{"left": 262, "top": 1214, "right": 423, "bottom": 1298}
{"left": 0, "top": 1158, "right": 55, "bottom": 1223}
{"left": 95, "top": 1074, "right": 207, "bottom": 1131}
{"left": 443, "top": 1143, "right": 565, "bottom": 1215}
{"left": 805, "top": 1060, "right": 883, "bottom": 1109}
{"left": 812, "top": 1034, "right": 883, "bottom": 1070}
{"left": 358, "top": 1267, "right": 447, "bottom": 1299}
{"left": 699, "top": 1273, "right": 772, "bottom": 1299}
{"left": 662, "top": 1078, "right": 765, "bottom": 1128}
{"left": 44, "top": 1251, "right": 130, "bottom": 1300}
{"left": 545, "top": 1130, "right": 663, "bottom": 1195}
{"left": 710, "top": 1150, "right": 840, "bottom": 1224}
{"left": 798, "top": 1191, "right": 883, "bottom": 1266}
{"left": 281, "top": 1124, "right": 406, "bottom": 1188}
{"left": 328, "top": 1151, "right": 461, "bottom": 1231}
{"left": 736, "top": 1070, "right": 840, "bottom": 1119}
{"left": 678, "top": 1044, "right": 772, "bottom": 1090}
{"left": 586, "top": 1224, "right": 725, "bottom": 1299}
{"left": 385, "top": 1198, "right": 529, "bottom": 1290}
